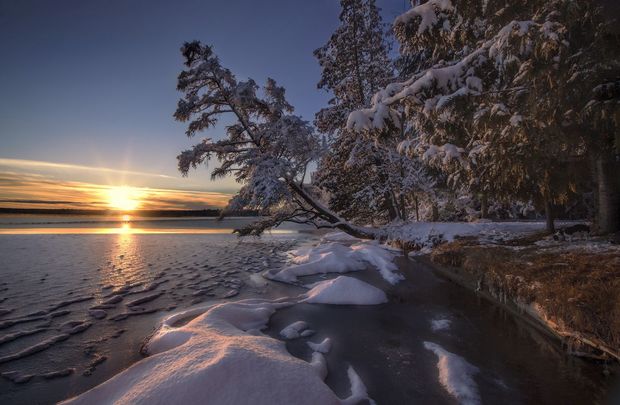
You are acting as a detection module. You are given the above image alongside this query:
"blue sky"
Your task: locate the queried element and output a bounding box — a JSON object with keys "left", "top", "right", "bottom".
{"left": 0, "top": 0, "right": 406, "bottom": 208}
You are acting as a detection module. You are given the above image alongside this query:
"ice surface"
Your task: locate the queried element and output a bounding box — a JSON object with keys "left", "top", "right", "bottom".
{"left": 303, "top": 276, "right": 388, "bottom": 306}
{"left": 424, "top": 342, "right": 480, "bottom": 405}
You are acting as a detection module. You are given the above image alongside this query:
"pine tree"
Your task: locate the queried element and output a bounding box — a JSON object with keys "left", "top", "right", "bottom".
{"left": 349, "top": 0, "right": 620, "bottom": 232}
{"left": 313, "top": 0, "right": 409, "bottom": 224}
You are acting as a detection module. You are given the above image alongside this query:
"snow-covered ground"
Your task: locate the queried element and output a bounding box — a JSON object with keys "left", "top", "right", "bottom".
{"left": 385, "top": 220, "right": 589, "bottom": 253}
{"left": 265, "top": 239, "right": 403, "bottom": 285}
{"left": 62, "top": 276, "right": 387, "bottom": 405}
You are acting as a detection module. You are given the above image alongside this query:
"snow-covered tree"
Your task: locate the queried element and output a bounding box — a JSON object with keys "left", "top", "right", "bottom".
{"left": 313, "top": 0, "right": 424, "bottom": 224}
{"left": 349, "top": 0, "right": 620, "bottom": 232}
{"left": 174, "top": 41, "right": 377, "bottom": 238}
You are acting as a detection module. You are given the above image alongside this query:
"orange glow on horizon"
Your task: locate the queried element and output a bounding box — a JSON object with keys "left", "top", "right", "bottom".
{"left": 106, "top": 186, "right": 142, "bottom": 211}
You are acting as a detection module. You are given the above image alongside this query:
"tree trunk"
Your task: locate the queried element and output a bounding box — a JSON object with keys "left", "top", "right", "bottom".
{"left": 351, "top": 17, "right": 366, "bottom": 106}
{"left": 432, "top": 203, "right": 439, "bottom": 222}
{"left": 544, "top": 195, "right": 555, "bottom": 234}
{"left": 480, "top": 192, "right": 488, "bottom": 219}
{"left": 385, "top": 192, "right": 399, "bottom": 221}
{"left": 287, "top": 181, "right": 377, "bottom": 239}
{"left": 414, "top": 195, "right": 420, "bottom": 221}
{"left": 595, "top": 153, "right": 620, "bottom": 234}
{"left": 400, "top": 194, "right": 407, "bottom": 221}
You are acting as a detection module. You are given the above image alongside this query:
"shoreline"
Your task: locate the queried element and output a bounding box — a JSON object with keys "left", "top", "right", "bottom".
{"left": 419, "top": 242, "right": 620, "bottom": 364}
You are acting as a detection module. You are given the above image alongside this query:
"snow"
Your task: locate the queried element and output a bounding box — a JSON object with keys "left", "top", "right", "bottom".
{"left": 265, "top": 243, "right": 367, "bottom": 283}
{"left": 308, "top": 337, "right": 332, "bottom": 354}
{"left": 394, "top": 0, "right": 454, "bottom": 34}
{"left": 424, "top": 342, "right": 481, "bottom": 405}
{"left": 280, "top": 321, "right": 310, "bottom": 340}
{"left": 303, "top": 276, "right": 388, "bottom": 306}
{"left": 266, "top": 241, "right": 402, "bottom": 285}
{"left": 321, "top": 231, "right": 360, "bottom": 242}
{"left": 430, "top": 318, "right": 451, "bottom": 332}
{"left": 63, "top": 299, "right": 373, "bottom": 405}
{"left": 350, "top": 242, "right": 404, "bottom": 284}
{"left": 386, "top": 221, "right": 568, "bottom": 252}
{"left": 348, "top": 18, "right": 565, "bottom": 139}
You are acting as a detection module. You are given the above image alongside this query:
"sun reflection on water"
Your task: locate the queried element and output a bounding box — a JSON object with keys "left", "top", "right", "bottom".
{"left": 102, "top": 220, "right": 145, "bottom": 287}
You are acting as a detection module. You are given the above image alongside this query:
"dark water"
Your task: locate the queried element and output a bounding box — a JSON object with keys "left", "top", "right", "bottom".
{"left": 267, "top": 257, "right": 619, "bottom": 405}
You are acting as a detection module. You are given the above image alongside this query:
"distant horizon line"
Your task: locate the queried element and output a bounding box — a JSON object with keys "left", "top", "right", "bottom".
{"left": 0, "top": 207, "right": 259, "bottom": 217}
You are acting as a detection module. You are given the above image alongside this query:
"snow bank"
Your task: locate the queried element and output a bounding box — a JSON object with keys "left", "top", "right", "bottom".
{"left": 265, "top": 242, "right": 367, "bottom": 283}
{"left": 350, "top": 242, "right": 403, "bottom": 284}
{"left": 387, "top": 221, "right": 564, "bottom": 252}
{"left": 423, "top": 342, "right": 480, "bottom": 405}
{"left": 266, "top": 241, "right": 401, "bottom": 284}
{"left": 63, "top": 299, "right": 372, "bottom": 405}
{"left": 303, "top": 276, "right": 388, "bottom": 306}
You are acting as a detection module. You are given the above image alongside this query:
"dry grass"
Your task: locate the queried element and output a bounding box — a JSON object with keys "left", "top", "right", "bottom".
{"left": 431, "top": 240, "right": 620, "bottom": 359}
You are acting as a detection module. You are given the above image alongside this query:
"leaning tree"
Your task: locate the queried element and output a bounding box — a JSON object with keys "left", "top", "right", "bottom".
{"left": 174, "top": 41, "right": 377, "bottom": 239}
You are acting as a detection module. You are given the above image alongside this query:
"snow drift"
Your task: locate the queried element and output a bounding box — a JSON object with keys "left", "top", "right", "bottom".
{"left": 303, "top": 276, "right": 388, "bottom": 305}
{"left": 266, "top": 241, "right": 402, "bottom": 285}
{"left": 62, "top": 299, "right": 374, "bottom": 405}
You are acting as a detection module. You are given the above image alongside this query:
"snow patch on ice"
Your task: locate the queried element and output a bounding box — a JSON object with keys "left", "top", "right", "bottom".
{"left": 308, "top": 337, "right": 332, "bottom": 354}
{"left": 424, "top": 341, "right": 480, "bottom": 405}
{"left": 63, "top": 299, "right": 373, "bottom": 405}
{"left": 303, "top": 276, "right": 388, "bottom": 306}
{"left": 430, "top": 318, "right": 451, "bottom": 332}
{"left": 266, "top": 241, "right": 401, "bottom": 285}
{"left": 280, "top": 321, "right": 310, "bottom": 340}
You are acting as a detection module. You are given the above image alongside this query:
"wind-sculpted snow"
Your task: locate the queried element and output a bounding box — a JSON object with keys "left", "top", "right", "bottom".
{"left": 62, "top": 299, "right": 375, "bottom": 405}
{"left": 303, "top": 276, "right": 388, "bottom": 306}
{"left": 265, "top": 241, "right": 402, "bottom": 284}
{"left": 424, "top": 342, "right": 481, "bottom": 405}
{"left": 0, "top": 232, "right": 300, "bottom": 401}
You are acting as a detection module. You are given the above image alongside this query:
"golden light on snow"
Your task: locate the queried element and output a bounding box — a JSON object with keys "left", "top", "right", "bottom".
{"left": 107, "top": 186, "right": 142, "bottom": 211}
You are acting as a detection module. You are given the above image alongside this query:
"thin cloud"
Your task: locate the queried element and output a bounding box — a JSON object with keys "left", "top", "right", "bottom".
{"left": 0, "top": 158, "right": 175, "bottom": 179}
{"left": 0, "top": 172, "right": 231, "bottom": 210}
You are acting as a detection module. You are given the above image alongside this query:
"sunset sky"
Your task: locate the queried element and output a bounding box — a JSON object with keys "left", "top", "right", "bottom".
{"left": 0, "top": 1, "right": 405, "bottom": 210}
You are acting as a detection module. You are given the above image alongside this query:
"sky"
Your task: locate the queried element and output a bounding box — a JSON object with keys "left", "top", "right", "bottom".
{"left": 0, "top": 0, "right": 407, "bottom": 210}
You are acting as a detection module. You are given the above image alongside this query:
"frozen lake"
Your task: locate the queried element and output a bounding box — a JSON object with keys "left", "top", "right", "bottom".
{"left": 0, "top": 216, "right": 616, "bottom": 404}
{"left": 0, "top": 216, "right": 312, "bottom": 404}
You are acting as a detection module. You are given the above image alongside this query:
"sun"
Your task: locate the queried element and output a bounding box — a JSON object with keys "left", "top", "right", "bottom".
{"left": 107, "top": 186, "right": 141, "bottom": 211}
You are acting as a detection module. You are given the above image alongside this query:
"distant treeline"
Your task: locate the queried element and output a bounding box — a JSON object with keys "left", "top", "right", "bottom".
{"left": 0, "top": 208, "right": 260, "bottom": 217}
